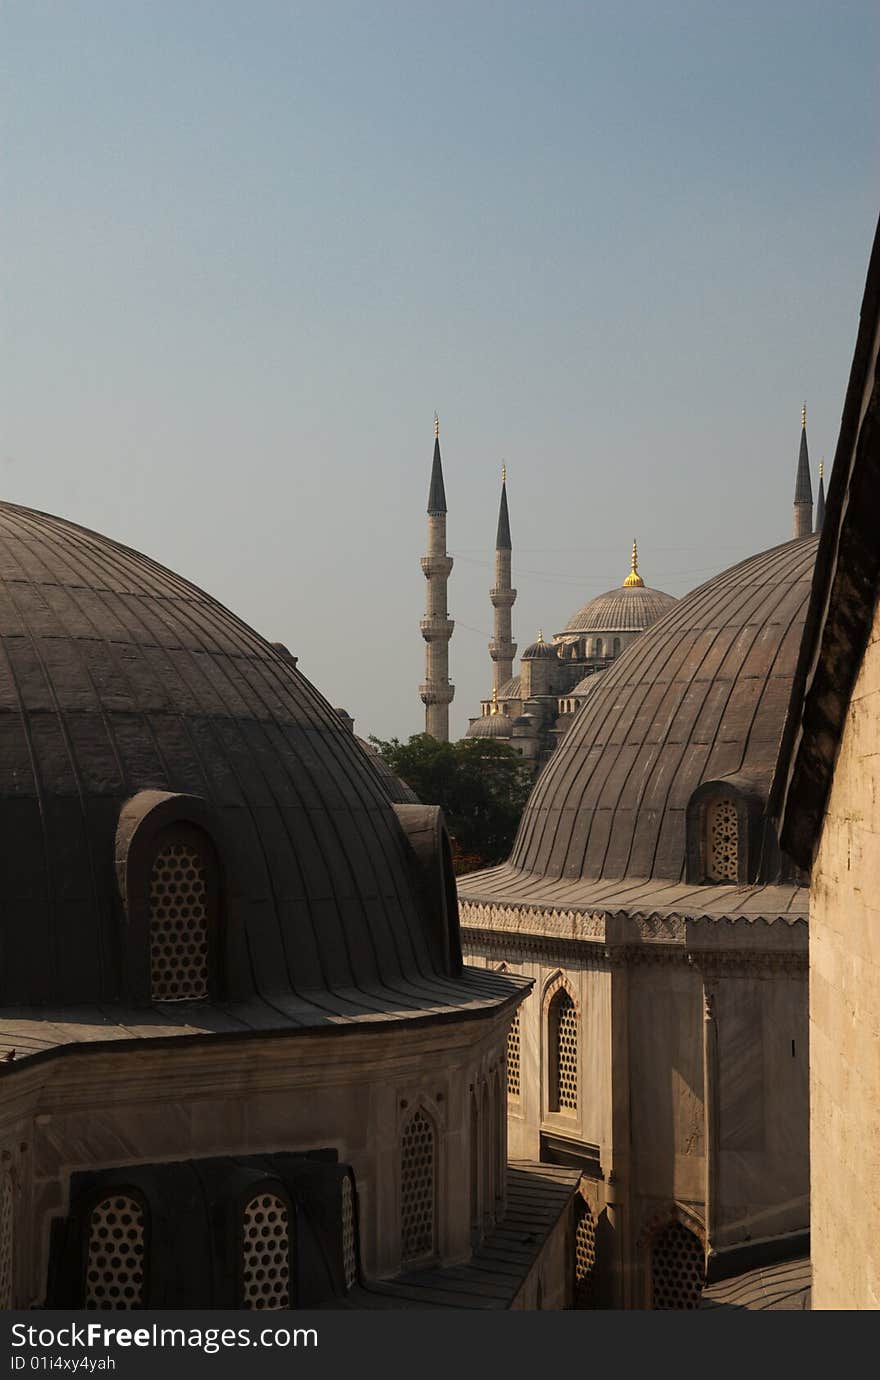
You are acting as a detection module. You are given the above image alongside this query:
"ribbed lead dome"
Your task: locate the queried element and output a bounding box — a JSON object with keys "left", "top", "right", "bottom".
{"left": 562, "top": 583, "right": 676, "bottom": 634}
{"left": 512, "top": 537, "right": 819, "bottom": 882}
{"left": 0, "top": 501, "right": 453, "bottom": 1008}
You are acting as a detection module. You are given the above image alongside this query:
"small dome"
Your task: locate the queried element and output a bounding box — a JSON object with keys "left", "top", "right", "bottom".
{"left": 466, "top": 712, "right": 512, "bottom": 739}
{"left": 497, "top": 675, "right": 522, "bottom": 699}
{"left": 521, "top": 630, "right": 557, "bottom": 660}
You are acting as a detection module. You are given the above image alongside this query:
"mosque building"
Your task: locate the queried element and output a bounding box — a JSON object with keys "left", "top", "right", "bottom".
{"left": 457, "top": 420, "right": 827, "bottom": 1308}
{"left": 0, "top": 500, "right": 582, "bottom": 1311}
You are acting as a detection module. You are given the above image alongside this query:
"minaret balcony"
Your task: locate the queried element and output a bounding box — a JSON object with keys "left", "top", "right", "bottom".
{"left": 419, "top": 682, "right": 455, "bottom": 705}
{"left": 420, "top": 616, "right": 454, "bottom": 642}
{"left": 489, "top": 639, "right": 516, "bottom": 660}
{"left": 421, "top": 555, "right": 454, "bottom": 579}
{"left": 490, "top": 586, "right": 517, "bottom": 607}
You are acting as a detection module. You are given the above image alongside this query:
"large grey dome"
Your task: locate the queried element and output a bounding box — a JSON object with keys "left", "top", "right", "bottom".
{"left": 562, "top": 583, "right": 676, "bottom": 634}
{"left": 509, "top": 537, "right": 819, "bottom": 883}
{"left": 0, "top": 501, "right": 466, "bottom": 1013}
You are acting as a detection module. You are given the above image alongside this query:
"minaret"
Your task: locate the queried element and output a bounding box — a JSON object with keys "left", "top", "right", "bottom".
{"left": 420, "top": 414, "right": 454, "bottom": 740}
{"left": 815, "top": 458, "right": 826, "bottom": 533}
{"left": 489, "top": 465, "right": 517, "bottom": 693}
{"left": 793, "top": 403, "right": 813, "bottom": 538}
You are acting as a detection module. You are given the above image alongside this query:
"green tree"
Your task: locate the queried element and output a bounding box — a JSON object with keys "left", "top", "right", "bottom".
{"left": 370, "top": 734, "right": 533, "bottom": 873}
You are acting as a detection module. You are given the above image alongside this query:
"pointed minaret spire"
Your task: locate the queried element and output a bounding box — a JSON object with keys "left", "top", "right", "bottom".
{"left": 420, "top": 416, "right": 454, "bottom": 739}
{"left": 427, "top": 413, "right": 447, "bottom": 515}
{"left": 489, "top": 464, "right": 517, "bottom": 693}
{"left": 793, "top": 403, "right": 813, "bottom": 538}
{"left": 816, "top": 457, "right": 826, "bottom": 533}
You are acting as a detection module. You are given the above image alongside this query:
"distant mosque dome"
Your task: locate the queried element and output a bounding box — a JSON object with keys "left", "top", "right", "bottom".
{"left": 497, "top": 675, "right": 522, "bottom": 699}
{"left": 562, "top": 541, "right": 676, "bottom": 635}
{"left": 521, "top": 631, "right": 557, "bottom": 660}
{"left": 467, "top": 713, "right": 513, "bottom": 739}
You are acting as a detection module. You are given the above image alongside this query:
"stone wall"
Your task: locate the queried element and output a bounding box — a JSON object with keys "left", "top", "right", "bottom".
{"left": 810, "top": 594, "right": 880, "bottom": 1310}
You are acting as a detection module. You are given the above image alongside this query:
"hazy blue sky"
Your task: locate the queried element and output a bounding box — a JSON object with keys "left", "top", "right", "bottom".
{"left": 3, "top": 1, "right": 877, "bottom": 739}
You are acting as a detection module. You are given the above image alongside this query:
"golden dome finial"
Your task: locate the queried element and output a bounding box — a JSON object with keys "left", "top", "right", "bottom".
{"left": 434, "top": 412, "right": 440, "bottom": 440}
{"left": 623, "top": 537, "right": 645, "bottom": 588}
{"left": 501, "top": 462, "right": 507, "bottom": 483}
{"left": 802, "top": 402, "right": 806, "bottom": 429}
{"left": 491, "top": 685, "right": 499, "bottom": 714}
{"left": 537, "top": 627, "right": 544, "bottom": 642}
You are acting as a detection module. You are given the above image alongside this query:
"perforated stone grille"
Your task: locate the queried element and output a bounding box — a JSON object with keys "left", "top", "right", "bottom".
{"left": 574, "top": 1199, "right": 596, "bottom": 1309}
{"left": 650, "top": 1221, "right": 704, "bottom": 1309}
{"left": 341, "top": 1177, "right": 356, "bottom": 1289}
{"left": 550, "top": 990, "right": 578, "bottom": 1112}
{"left": 149, "top": 840, "right": 210, "bottom": 1001}
{"left": 85, "top": 1195, "right": 145, "bottom": 1310}
{"left": 707, "top": 798, "right": 738, "bottom": 882}
{"left": 507, "top": 1011, "right": 521, "bottom": 1098}
{"left": 400, "top": 1110, "right": 435, "bottom": 1262}
{"left": 0, "top": 1173, "right": 12, "bottom": 1309}
{"left": 242, "top": 1193, "right": 290, "bottom": 1310}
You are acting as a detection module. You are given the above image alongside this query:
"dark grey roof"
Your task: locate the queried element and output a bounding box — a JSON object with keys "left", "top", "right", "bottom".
{"left": 427, "top": 437, "right": 447, "bottom": 514}
{"left": 521, "top": 637, "right": 556, "bottom": 660}
{"left": 794, "top": 424, "right": 813, "bottom": 505}
{"left": 502, "top": 537, "right": 819, "bottom": 884}
{"left": 0, "top": 500, "right": 497, "bottom": 1021}
{"left": 355, "top": 1162, "right": 581, "bottom": 1309}
{"left": 562, "top": 584, "right": 676, "bottom": 634}
{"left": 495, "top": 479, "right": 511, "bottom": 550}
{"left": 777, "top": 215, "right": 880, "bottom": 867}
{"left": 701, "top": 1257, "right": 811, "bottom": 1311}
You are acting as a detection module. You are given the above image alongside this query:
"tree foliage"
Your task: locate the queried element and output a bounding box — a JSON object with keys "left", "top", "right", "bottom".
{"left": 370, "top": 734, "right": 534, "bottom": 873}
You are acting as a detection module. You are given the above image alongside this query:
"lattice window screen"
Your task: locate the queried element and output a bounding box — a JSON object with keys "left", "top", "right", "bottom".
{"left": 650, "top": 1221, "right": 705, "bottom": 1309}
{"left": 574, "top": 1198, "right": 597, "bottom": 1308}
{"left": 507, "top": 1011, "right": 521, "bottom": 1098}
{"left": 242, "top": 1193, "right": 291, "bottom": 1310}
{"left": 706, "top": 798, "right": 739, "bottom": 882}
{"left": 150, "top": 839, "right": 210, "bottom": 1001}
{"left": 400, "top": 1109, "right": 435, "bottom": 1262}
{"left": 85, "top": 1195, "right": 145, "bottom": 1310}
{"left": 0, "top": 1173, "right": 13, "bottom": 1309}
{"left": 341, "top": 1177, "right": 357, "bottom": 1289}
{"left": 549, "top": 989, "right": 578, "bottom": 1112}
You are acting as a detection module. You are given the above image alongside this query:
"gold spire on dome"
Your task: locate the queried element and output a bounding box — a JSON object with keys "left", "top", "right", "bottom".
{"left": 434, "top": 412, "right": 440, "bottom": 439}
{"left": 490, "top": 686, "right": 500, "bottom": 715}
{"left": 501, "top": 462, "right": 507, "bottom": 483}
{"left": 623, "top": 538, "right": 645, "bottom": 588}
{"left": 537, "top": 628, "right": 544, "bottom": 642}
{"left": 802, "top": 402, "right": 807, "bottom": 429}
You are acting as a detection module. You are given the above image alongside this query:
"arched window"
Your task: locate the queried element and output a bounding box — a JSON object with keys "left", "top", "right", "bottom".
{"left": 241, "top": 1190, "right": 291, "bottom": 1309}
{"left": 574, "top": 1197, "right": 597, "bottom": 1309}
{"left": 594, "top": 638, "right": 604, "bottom": 657}
{"left": 548, "top": 987, "right": 578, "bottom": 1113}
{"left": 84, "top": 1193, "right": 146, "bottom": 1310}
{"left": 507, "top": 1010, "right": 521, "bottom": 1099}
{"left": 341, "top": 1175, "right": 357, "bottom": 1290}
{"left": 469, "top": 1091, "right": 479, "bottom": 1237}
{"left": 650, "top": 1221, "right": 704, "bottom": 1309}
{"left": 493, "top": 1071, "right": 504, "bottom": 1205}
{"left": 613, "top": 637, "right": 621, "bottom": 655}
{"left": 400, "top": 1108, "right": 436, "bottom": 1262}
{"left": 149, "top": 826, "right": 216, "bottom": 1001}
{"left": 481, "top": 1081, "right": 493, "bottom": 1227}
{"left": 705, "top": 797, "right": 739, "bottom": 882}
{"left": 0, "top": 1172, "right": 13, "bottom": 1309}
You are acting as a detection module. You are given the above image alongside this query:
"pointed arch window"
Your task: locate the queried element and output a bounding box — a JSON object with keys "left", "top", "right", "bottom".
{"left": 594, "top": 638, "right": 604, "bottom": 657}
{"left": 650, "top": 1221, "right": 704, "bottom": 1309}
{"left": 341, "top": 1175, "right": 357, "bottom": 1290}
{"left": 84, "top": 1193, "right": 146, "bottom": 1310}
{"left": 0, "top": 1172, "right": 13, "bottom": 1310}
{"left": 400, "top": 1108, "right": 436, "bottom": 1262}
{"left": 548, "top": 986, "right": 578, "bottom": 1113}
{"left": 241, "top": 1190, "right": 291, "bottom": 1309}
{"left": 149, "top": 825, "right": 218, "bottom": 1001}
